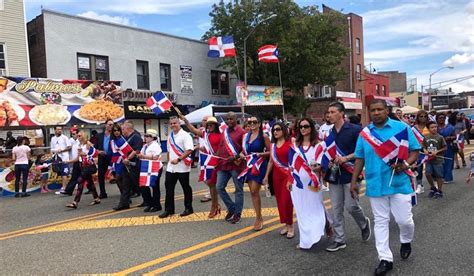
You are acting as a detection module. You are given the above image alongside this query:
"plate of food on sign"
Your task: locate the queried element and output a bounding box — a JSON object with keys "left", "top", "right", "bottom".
{"left": 0, "top": 100, "right": 25, "bottom": 127}
{"left": 28, "top": 92, "right": 71, "bottom": 126}
{"left": 73, "top": 99, "right": 124, "bottom": 124}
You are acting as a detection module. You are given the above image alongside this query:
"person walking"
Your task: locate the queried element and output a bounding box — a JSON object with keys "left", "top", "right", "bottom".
{"left": 51, "top": 126, "right": 72, "bottom": 194}
{"left": 239, "top": 116, "right": 270, "bottom": 231}
{"left": 215, "top": 112, "right": 246, "bottom": 224}
{"left": 181, "top": 115, "right": 222, "bottom": 218}
{"left": 412, "top": 110, "right": 430, "bottom": 194}
{"left": 422, "top": 121, "right": 447, "bottom": 199}
{"left": 159, "top": 116, "right": 194, "bottom": 218}
{"left": 137, "top": 129, "right": 163, "bottom": 212}
{"left": 62, "top": 127, "right": 81, "bottom": 196}
{"left": 263, "top": 122, "right": 295, "bottom": 238}
{"left": 461, "top": 113, "right": 471, "bottom": 145}
{"left": 12, "top": 137, "right": 31, "bottom": 197}
{"left": 437, "top": 114, "right": 456, "bottom": 184}
{"left": 351, "top": 99, "right": 419, "bottom": 275}
{"left": 94, "top": 119, "right": 114, "bottom": 199}
{"left": 322, "top": 102, "right": 371, "bottom": 252}
{"left": 291, "top": 118, "right": 327, "bottom": 249}
{"left": 452, "top": 112, "right": 467, "bottom": 169}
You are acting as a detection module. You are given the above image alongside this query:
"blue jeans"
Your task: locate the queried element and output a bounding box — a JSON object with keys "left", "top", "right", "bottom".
{"left": 15, "top": 164, "right": 29, "bottom": 193}
{"left": 216, "top": 170, "right": 244, "bottom": 215}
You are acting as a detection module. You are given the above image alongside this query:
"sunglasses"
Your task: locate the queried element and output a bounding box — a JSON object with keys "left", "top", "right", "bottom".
{"left": 248, "top": 120, "right": 259, "bottom": 125}
{"left": 226, "top": 118, "right": 234, "bottom": 121}
{"left": 113, "top": 129, "right": 121, "bottom": 132}
{"left": 273, "top": 127, "right": 282, "bottom": 132}
{"left": 144, "top": 134, "right": 152, "bottom": 138}
{"left": 299, "top": 125, "right": 311, "bottom": 129}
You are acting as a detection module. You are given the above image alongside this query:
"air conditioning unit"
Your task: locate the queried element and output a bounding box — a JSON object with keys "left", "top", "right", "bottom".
{"left": 212, "top": 89, "right": 219, "bottom": 95}
{"left": 0, "top": 69, "right": 6, "bottom": 76}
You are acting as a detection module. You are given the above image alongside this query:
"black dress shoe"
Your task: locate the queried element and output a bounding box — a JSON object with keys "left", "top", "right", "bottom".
{"left": 113, "top": 205, "right": 130, "bottom": 211}
{"left": 159, "top": 211, "right": 174, "bottom": 218}
{"left": 374, "top": 260, "right": 393, "bottom": 275}
{"left": 21, "top": 193, "right": 31, "bottom": 198}
{"left": 149, "top": 206, "right": 162, "bottom": 212}
{"left": 99, "top": 194, "right": 108, "bottom": 199}
{"left": 14, "top": 193, "right": 21, "bottom": 198}
{"left": 131, "top": 193, "right": 141, "bottom": 198}
{"left": 400, "top": 243, "right": 412, "bottom": 260}
{"left": 144, "top": 206, "right": 152, "bottom": 212}
{"left": 137, "top": 202, "right": 146, "bottom": 207}
{"left": 180, "top": 209, "right": 194, "bottom": 217}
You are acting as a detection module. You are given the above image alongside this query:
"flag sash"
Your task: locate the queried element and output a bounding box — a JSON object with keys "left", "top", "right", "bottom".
{"left": 412, "top": 126, "right": 424, "bottom": 145}
{"left": 290, "top": 145, "right": 320, "bottom": 190}
{"left": 203, "top": 132, "right": 215, "bottom": 155}
{"left": 223, "top": 128, "right": 239, "bottom": 156}
{"left": 270, "top": 143, "right": 288, "bottom": 170}
{"left": 169, "top": 132, "right": 192, "bottom": 166}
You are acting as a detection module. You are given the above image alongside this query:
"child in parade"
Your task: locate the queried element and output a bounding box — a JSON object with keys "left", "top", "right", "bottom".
{"left": 35, "top": 153, "right": 52, "bottom": 193}
{"left": 423, "top": 121, "right": 447, "bottom": 199}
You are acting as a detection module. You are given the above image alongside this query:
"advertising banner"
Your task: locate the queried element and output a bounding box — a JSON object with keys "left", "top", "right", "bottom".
{"left": 0, "top": 77, "right": 124, "bottom": 126}
{"left": 180, "top": 65, "right": 193, "bottom": 94}
{"left": 235, "top": 84, "right": 283, "bottom": 106}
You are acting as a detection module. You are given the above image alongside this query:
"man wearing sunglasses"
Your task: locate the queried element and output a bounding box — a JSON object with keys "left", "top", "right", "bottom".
{"left": 93, "top": 119, "right": 115, "bottom": 199}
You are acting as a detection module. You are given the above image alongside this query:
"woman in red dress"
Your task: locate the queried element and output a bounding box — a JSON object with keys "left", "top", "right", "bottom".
{"left": 263, "top": 122, "right": 294, "bottom": 238}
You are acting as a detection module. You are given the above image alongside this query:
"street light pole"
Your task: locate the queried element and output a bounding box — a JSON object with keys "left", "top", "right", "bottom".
{"left": 428, "top": 66, "right": 454, "bottom": 110}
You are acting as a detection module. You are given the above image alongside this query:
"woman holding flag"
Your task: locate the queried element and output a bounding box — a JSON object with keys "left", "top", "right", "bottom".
{"left": 291, "top": 118, "right": 327, "bottom": 249}
{"left": 137, "top": 129, "right": 163, "bottom": 212}
{"left": 412, "top": 110, "right": 430, "bottom": 194}
{"left": 238, "top": 116, "right": 270, "bottom": 231}
{"left": 66, "top": 131, "right": 100, "bottom": 209}
{"left": 181, "top": 115, "right": 222, "bottom": 218}
{"left": 263, "top": 122, "right": 295, "bottom": 239}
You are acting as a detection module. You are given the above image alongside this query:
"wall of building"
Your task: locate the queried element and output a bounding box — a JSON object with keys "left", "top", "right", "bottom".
{"left": 391, "top": 91, "right": 420, "bottom": 108}
{"left": 364, "top": 73, "right": 390, "bottom": 97}
{"left": 0, "top": 0, "right": 30, "bottom": 76}
{"left": 28, "top": 10, "right": 236, "bottom": 107}
{"left": 378, "top": 71, "right": 407, "bottom": 93}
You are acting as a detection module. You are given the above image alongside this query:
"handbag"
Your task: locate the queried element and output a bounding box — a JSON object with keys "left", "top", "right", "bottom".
{"left": 81, "top": 163, "right": 98, "bottom": 175}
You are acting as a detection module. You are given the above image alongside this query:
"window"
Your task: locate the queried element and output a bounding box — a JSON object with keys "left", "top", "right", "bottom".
{"left": 355, "top": 38, "right": 360, "bottom": 55}
{"left": 356, "top": 64, "right": 361, "bottom": 81}
{"left": 211, "top": 70, "right": 229, "bottom": 95}
{"left": 160, "top": 63, "right": 171, "bottom": 91}
{"left": 136, "top": 60, "right": 149, "bottom": 90}
{"left": 382, "top": 85, "right": 386, "bottom": 96}
{"left": 0, "top": 43, "right": 6, "bottom": 75}
{"left": 77, "top": 53, "right": 109, "bottom": 81}
{"left": 320, "top": 85, "right": 332, "bottom": 98}
{"left": 376, "top": 84, "right": 380, "bottom": 95}
{"left": 0, "top": 0, "right": 4, "bottom": 10}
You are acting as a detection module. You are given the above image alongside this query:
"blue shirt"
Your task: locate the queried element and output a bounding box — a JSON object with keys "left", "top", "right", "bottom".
{"left": 103, "top": 134, "right": 110, "bottom": 155}
{"left": 324, "top": 122, "right": 362, "bottom": 184}
{"left": 355, "top": 118, "right": 421, "bottom": 197}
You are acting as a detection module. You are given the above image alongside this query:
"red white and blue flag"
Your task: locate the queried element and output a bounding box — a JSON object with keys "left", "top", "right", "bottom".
{"left": 258, "top": 45, "right": 279, "bottom": 63}
{"left": 146, "top": 91, "right": 173, "bottom": 116}
{"left": 199, "top": 152, "right": 220, "bottom": 182}
{"left": 238, "top": 132, "right": 265, "bottom": 179}
{"left": 219, "top": 118, "right": 239, "bottom": 156}
{"left": 412, "top": 126, "right": 424, "bottom": 145}
{"left": 113, "top": 136, "right": 133, "bottom": 158}
{"left": 208, "top": 36, "right": 236, "bottom": 58}
{"left": 139, "top": 160, "right": 162, "bottom": 187}
{"left": 168, "top": 132, "right": 193, "bottom": 166}
{"left": 218, "top": 116, "right": 227, "bottom": 134}
{"left": 80, "top": 146, "right": 98, "bottom": 165}
{"left": 289, "top": 145, "right": 320, "bottom": 190}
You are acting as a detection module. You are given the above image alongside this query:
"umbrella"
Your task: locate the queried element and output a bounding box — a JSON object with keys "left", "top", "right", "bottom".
{"left": 400, "top": 105, "right": 419, "bottom": 114}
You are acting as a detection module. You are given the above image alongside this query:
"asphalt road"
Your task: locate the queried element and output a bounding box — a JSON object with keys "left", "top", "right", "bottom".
{"left": 1, "top": 147, "right": 474, "bottom": 275}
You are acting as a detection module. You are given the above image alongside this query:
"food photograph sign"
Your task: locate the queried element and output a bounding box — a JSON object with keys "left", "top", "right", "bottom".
{"left": 0, "top": 77, "right": 124, "bottom": 126}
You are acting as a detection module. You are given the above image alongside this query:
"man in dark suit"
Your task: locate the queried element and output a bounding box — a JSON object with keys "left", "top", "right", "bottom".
{"left": 94, "top": 119, "right": 114, "bottom": 199}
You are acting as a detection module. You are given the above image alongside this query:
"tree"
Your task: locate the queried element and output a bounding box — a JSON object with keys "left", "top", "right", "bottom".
{"left": 203, "top": 0, "right": 348, "bottom": 117}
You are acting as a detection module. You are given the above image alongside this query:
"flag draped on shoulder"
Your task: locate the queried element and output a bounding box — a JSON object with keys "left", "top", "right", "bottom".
{"left": 199, "top": 152, "right": 220, "bottom": 182}
{"left": 80, "top": 146, "right": 98, "bottom": 165}
{"left": 168, "top": 132, "right": 192, "bottom": 166}
{"left": 146, "top": 91, "right": 173, "bottom": 116}
{"left": 258, "top": 45, "right": 279, "bottom": 63}
{"left": 289, "top": 145, "right": 320, "bottom": 190}
{"left": 238, "top": 133, "right": 265, "bottom": 179}
{"left": 139, "top": 160, "right": 162, "bottom": 187}
{"left": 208, "top": 36, "right": 236, "bottom": 58}
{"left": 411, "top": 126, "right": 432, "bottom": 165}
{"left": 219, "top": 118, "right": 239, "bottom": 156}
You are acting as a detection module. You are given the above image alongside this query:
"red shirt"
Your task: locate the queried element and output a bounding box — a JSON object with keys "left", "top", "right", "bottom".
{"left": 200, "top": 130, "right": 222, "bottom": 154}
{"left": 217, "top": 125, "right": 246, "bottom": 171}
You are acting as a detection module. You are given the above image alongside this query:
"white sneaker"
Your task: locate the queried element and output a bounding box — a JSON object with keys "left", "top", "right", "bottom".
{"left": 415, "top": 185, "right": 424, "bottom": 194}
{"left": 322, "top": 185, "right": 329, "bottom": 192}
{"left": 55, "top": 188, "right": 65, "bottom": 195}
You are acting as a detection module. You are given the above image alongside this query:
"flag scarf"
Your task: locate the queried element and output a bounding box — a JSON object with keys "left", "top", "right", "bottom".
{"left": 146, "top": 91, "right": 173, "bottom": 116}
{"left": 139, "top": 160, "right": 162, "bottom": 187}
{"left": 289, "top": 145, "right": 320, "bottom": 190}
{"left": 208, "top": 36, "right": 236, "bottom": 58}
{"left": 238, "top": 133, "right": 265, "bottom": 179}
{"left": 412, "top": 126, "right": 424, "bottom": 145}
{"left": 80, "top": 146, "right": 98, "bottom": 165}
{"left": 110, "top": 141, "right": 124, "bottom": 175}
{"left": 270, "top": 143, "right": 290, "bottom": 174}
{"left": 219, "top": 123, "right": 239, "bottom": 156}
{"left": 113, "top": 136, "right": 133, "bottom": 158}
{"left": 168, "top": 132, "right": 192, "bottom": 166}
{"left": 203, "top": 132, "right": 215, "bottom": 155}
{"left": 199, "top": 152, "right": 220, "bottom": 182}
{"left": 258, "top": 45, "right": 279, "bottom": 63}
{"left": 411, "top": 126, "right": 430, "bottom": 165}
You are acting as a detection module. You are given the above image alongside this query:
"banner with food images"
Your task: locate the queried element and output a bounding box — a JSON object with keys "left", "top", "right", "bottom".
{"left": 0, "top": 77, "right": 124, "bottom": 126}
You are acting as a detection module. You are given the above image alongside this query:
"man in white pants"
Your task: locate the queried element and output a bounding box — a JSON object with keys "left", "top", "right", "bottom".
{"left": 351, "top": 99, "right": 420, "bottom": 275}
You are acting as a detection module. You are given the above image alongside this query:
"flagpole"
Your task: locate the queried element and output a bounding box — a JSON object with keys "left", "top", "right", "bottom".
{"left": 277, "top": 60, "right": 286, "bottom": 122}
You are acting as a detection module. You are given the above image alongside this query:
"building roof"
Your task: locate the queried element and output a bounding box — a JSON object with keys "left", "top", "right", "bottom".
{"left": 33, "top": 9, "right": 207, "bottom": 45}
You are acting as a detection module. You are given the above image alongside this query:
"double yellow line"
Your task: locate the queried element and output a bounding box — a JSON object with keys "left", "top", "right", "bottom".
{"left": 112, "top": 187, "right": 366, "bottom": 275}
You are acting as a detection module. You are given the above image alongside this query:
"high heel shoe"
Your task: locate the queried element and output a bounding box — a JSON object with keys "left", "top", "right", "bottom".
{"left": 66, "top": 202, "right": 78, "bottom": 209}
{"left": 89, "top": 199, "right": 101, "bottom": 206}
{"left": 253, "top": 219, "right": 264, "bottom": 231}
{"left": 208, "top": 205, "right": 221, "bottom": 218}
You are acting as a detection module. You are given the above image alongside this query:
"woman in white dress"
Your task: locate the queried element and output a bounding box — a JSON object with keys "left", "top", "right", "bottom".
{"left": 291, "top": 118, "right": 327, "bottom": 249}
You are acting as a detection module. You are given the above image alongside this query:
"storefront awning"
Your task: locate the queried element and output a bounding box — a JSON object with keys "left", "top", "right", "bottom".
{"left": 365, "top": 95, "right": 400, "bottom": 107}
{"left": 338, "top": 97, "right": 362, "bottom": 110}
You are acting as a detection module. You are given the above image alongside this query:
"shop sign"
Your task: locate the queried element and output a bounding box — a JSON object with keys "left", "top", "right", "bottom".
{"left": 180, "top": 65, "right": 193, "bottom": 94}
{"left": 236, "top": 84, "right": 283, "bottom": 106}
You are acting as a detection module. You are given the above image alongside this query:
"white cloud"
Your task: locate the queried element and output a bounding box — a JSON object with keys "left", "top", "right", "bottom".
{"left": 444, "top": 53, "right": 474, "bottom": 66}
{"left": 412, "top": 66, "right": 474, "bottom": 92}
{"left": 101, "top": 0, "right": 215, "bottom": 15}
{"left": 77, "top": 11, "right": 132, "bottom": 26}
{"left": 197, "top": 21, "right": 211, "bottom": 31}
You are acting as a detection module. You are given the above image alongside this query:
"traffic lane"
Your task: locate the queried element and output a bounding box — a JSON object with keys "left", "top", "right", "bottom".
{"left": 163, "top": 171, "right": 474, "bottom": 275}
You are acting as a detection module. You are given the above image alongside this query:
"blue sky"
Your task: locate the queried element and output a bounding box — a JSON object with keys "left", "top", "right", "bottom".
{"left": 24, "top": 0, "right": 474, "bottom": 92}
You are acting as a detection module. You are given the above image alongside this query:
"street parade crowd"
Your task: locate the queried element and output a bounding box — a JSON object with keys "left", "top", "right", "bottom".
{"left": 6, "top": 99, "right": 474, "bottom": 275}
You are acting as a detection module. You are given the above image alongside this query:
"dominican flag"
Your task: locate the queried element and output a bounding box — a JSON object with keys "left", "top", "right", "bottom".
{"left": 113, "top": 136, "right": 133, "bottom": 158}
{"left": 80, "top": 146, "right": 99, "bottom": 165}
{"left": 411, "top": 126, "right": 424, "bottom": 145}
{"left": 208, "top": 36, "right": 236, "bottom": 58}
{"left": 199, "top": 152, "right": 220, "bottom": 182}
{"left": 238, "top": 154, "right": 265, "bottom": 179}
{"left": 139, "top": 160, "right": 162, "bottom": 187}
{"left": 218, "top": 116, "right": 227, "bottom": 133}
{"left": 315, "top": 132, "right": 337, "bottom": 169}
{"left": 258, "top": 45, "right": 279, "bottom": 63}
{"left": 146, "top": 91, "right": 173, "bottom": 116}
{"left": 288, "top": 146, "right": 320, "bottom": 190}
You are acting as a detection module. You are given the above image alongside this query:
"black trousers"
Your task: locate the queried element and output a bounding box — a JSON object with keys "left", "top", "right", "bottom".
{"left": 164, "top": 172, "right": 192, "bottom": 213}
{"left": 141, "top": 168, "right": 163, "bottom": 208}
{"left": 65, "top": 162, "right": 81, "bottom": 195}
{"left": 97, "top": 155, "right": 111, "bottom": 196}
{"left": 117, "top": 166, "right": 139, "bottom": 207}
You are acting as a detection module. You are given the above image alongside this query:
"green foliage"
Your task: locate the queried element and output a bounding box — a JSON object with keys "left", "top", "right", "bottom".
{"left": 204, "top": 0, "right": 349, "bottom": 117}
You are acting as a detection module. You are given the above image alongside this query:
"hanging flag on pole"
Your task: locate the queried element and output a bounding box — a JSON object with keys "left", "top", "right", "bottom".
{"left": 258, "top": 45, "right": 279, "bottom": 63}
{"left": 208, "top": 36, "right": 236, "bottom": 58}
{"left": 146, "top": 91, "right": 173, "bottom": 116}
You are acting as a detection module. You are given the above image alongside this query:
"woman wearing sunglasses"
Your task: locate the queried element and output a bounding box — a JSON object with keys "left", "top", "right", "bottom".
{"left": 239, "top": 116, "right": 270, "bottom": 231}
{"left": 109, "top": 124, "right": 125, "bottom": 186}
{"left": 291, "top": 118, "right": 327, "bottom": 249}
{"left": 263, "top": 122, "right": 295, "bottom": 238}
{"left": 412, "top": 110, "right": 430, "bottom": 194}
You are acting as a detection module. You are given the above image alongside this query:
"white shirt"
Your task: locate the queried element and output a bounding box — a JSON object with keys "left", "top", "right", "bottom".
{"left": 141, "top": 141, "right": 162, "bottom": 157}
{"left": 69, "top": 137, "right": 80, "bottom": 161}
{"left": 167, "top": 128, "right": 194, "bottom": 173}
{"left": 12, "top": 145, "right": 31, "bottom": 165}
{"left": 51, "top": 134, "right": 71, "bottom": 161}
{"left": 319, "top": 123, "right": 334, "bottom": 141}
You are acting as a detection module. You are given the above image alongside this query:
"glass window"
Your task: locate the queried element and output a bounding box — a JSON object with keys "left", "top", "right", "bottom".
{"left": 211, "top": 70, "right": 229, "bottom": 95}
{"left": 382, "top": 85, "right": 386, "bottom": 95}
{"left": 0, "top": 43, "right": 5, "bottom": 70}
{"left": 356, "top": 64, "right": 361, "bottom": 81}
{"left": 77, "top": 53, "right": 109, "bottom": 81}
{"left": 376, "top": 84, "right": 380, "bottom": 95}
{"left": 355, "top": 38, "right": 360, "bottom": 55}
{"left": 137, "top": 60, "right": 149, "bottom": 90}
{"left": 160, "top": 63, "right": 171, "bottom": 91}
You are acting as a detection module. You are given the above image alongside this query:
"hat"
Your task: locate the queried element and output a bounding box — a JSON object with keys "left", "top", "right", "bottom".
{"left": 69, "top": 126, "right": 78, "bottom": 133}
{"left": 206, "top": 116, "right": 218, "bottom": 125}
{"left": 145, "top": 129, "right": 158, "bottom": 137}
